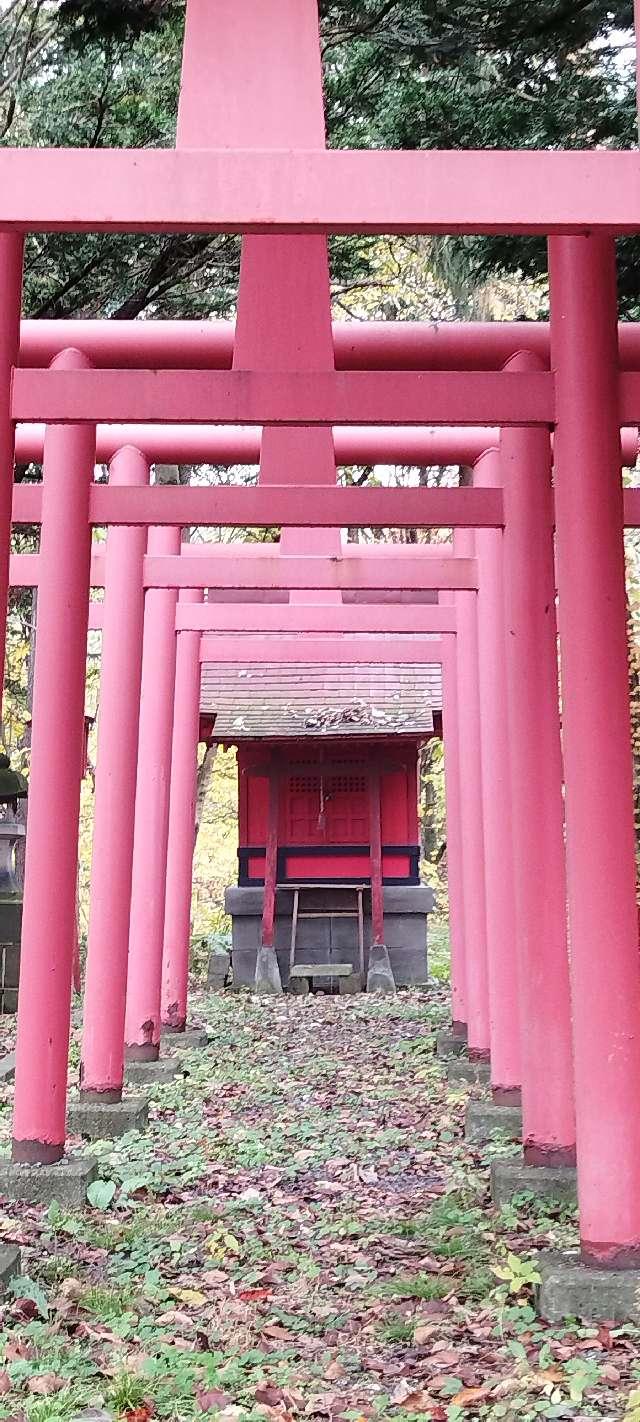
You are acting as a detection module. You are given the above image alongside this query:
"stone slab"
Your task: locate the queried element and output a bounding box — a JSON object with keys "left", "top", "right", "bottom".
{"left": 291, "top": 962, "right": 352, "bottom": 978}
{"left": 125, "top": 1058, "right": 180, "bottom": 1087}
{"left": 162, "top": 1028, "right": 210, "bottom": 1049}
{"left": 0, "top": 1247, "right": 20, "bottom": 1288}
{"left": 465, "top": 1100, "right": 522, "bottom": 1145}
{"left": 537, "top": 1251, "right": 640, "bottom": 1323}
{"left": 447, "top": 1058, "right": 490, "bottom": 1086}
{"left": 0, "top": 1051, "right": 15, "bottom": 1083}
{"left": 491, "top": 1158, "right": 577, "bottom": 1209}
{"left": 0, "top": 1156, "right": 97, "bottom": 1207}
{"left": 436, "top": 1031, "right": 467, "bottom": 1059}
{"left": 68, "top": 1097, "right": 148, "bottom": 1140}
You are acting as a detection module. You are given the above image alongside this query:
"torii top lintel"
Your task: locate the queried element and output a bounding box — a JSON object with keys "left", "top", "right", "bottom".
{"left": 1, "top": 0, "right": 640, "bottom": 235}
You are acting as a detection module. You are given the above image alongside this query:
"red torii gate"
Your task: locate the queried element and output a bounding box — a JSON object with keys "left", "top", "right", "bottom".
{"left": 0, "top": 0, "right": 636, "bottom": 1323}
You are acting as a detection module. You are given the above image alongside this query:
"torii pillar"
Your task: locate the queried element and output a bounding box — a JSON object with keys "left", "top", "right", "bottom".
{"left": 161, "top": 588, "right": 204, "bottom": 1037}
{"left": 538, "top": 238, "right": 640, "bottom": 1314}
{"left": 78, "top": 447, "right": 150, "bottom": 1132}
{"left": 453, "top": 530, "right": 490, "bottom": 1062}
{"left": 472, "top": 449, "right": 521, "bottom": 1103}
{"left": 10, "top": 351, "right": 97, "bottom": 1184}
{"left": 492, "top": 356, "right": 575, "bottom": 1199}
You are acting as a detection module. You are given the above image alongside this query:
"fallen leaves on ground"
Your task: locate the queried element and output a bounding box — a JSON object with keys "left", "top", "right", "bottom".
{"left": 0, "top": 977, "right": 634, "bottom": 1420}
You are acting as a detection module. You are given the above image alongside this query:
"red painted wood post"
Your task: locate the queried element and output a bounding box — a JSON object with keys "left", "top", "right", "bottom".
{"left": 454, "top": 530, "right": 490, "bottom": 1059}
{"left": 11, "top": 350, "right": 95, "bottom": 1163}
{"left": 440, "top": 632, "right": 467, "bottom": 1037}
{"left": 368, "top": 764, "right": 385, "bottom": 948}
{"left": 261, "top": 759, "right": 280, "bottom": 952}
{"left": 161, "top": 588, "right": 204, "bottom": 1033}
{"left": 0, "top": 235, "right": 23, "bottom": 705}
{"left": 80, "top": 446, "right": 149, "bottom": 1100}
{"left": 500, "top": 353, "right": 575, "bottom": 1164}
{"left": 550, "top": 236, "right": 640, "bottom": 1264}
{"left": 473, "top": 448, "right": 521, "bottom": 1101}
{"left": 124, "top": 523, "right": 181, "bottom": 1062}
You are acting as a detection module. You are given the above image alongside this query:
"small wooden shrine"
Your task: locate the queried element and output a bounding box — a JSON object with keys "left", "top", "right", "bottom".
{"left": 201, "top": 660, "right": 438, "bottom": 990}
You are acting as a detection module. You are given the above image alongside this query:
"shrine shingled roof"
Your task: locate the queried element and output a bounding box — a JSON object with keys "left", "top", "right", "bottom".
{"left": 200, "top": 657, "right": 441, "bottom": 740}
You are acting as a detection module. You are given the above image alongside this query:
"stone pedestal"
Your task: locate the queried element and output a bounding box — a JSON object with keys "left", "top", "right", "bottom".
{"left": 447, "top": 1058, "right": 491, "bottom": 1087}
{"left": 0, "top": 1156, "right": 97, "bottom": 1207}
{"left": 68, "top": 1097, "right": 148, "bottom": 1139}
{"left": 436, "top": 1029, "right": 468, "bottom": 1059}
{"left": 491, "top": 1157, "right": 577, "bottom": 1208}
{"left": 465, "top": 1099, "right": 522, "bottom": 1144}
{"left": 537, "top": 1252, "right": 640, "bottom": 1323}
{"left": 162, "top": 1027, "right": 210, "bottom": 1050}
{"left": 225, "top": 884, "right": 433, "bottom": 990}
{"left": 125, "top": 1058, "right": 180, "bottom": 1087}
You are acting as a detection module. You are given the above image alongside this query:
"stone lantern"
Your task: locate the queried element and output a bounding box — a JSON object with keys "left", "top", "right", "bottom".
{"left": 0, "top": 756, "right": 28, "bottom": 1013}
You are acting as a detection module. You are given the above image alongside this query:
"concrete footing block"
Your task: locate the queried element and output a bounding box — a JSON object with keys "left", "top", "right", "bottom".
{"left": 288, "top": 975, "right": 309, "bottom": 996}
{"left": 436, "top": 1031, "right": 467, "bottom": 1059}
{"left": 537, "top": 1251, "right": 640, "bottom": 1323}
{"left": 125, "top": 1058, "right": 180, "bottom": 1087}
{"left": 254, "top": 944, "right": 283, "bottom": 995}
{"left": 0, "top": 1156, "right": 98, "bottom": 1207}
{"left": 68, "top": 1097, "right": 149, "bottom": 1140}
{"left": 0, "top": 1052, "right": 15, "bottom": 1084}
{"left": 491, "top": 1157, "right": 577, "bottom": 1209}
{"left": 338, "top": 972, "right": 362, "bottom": 995}
{"left": 447, "top": 1057, "right": 490, "bottom": 1087}
{"left": 0, "top": 1247, "right": 20, "bottom": 1288}
{"left": 465, "top": 1099, "right": 522, "bottom": 1145}
{"left": 162, "top": 1028, "right": 210, "bottom": 1050}
{"left": 366, "top": 943, "right": 396, "bottom": 994}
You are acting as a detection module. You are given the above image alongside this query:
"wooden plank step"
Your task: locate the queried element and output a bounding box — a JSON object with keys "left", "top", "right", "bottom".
{"left": 290, "top": 963, "right": 353, "bottom": 978}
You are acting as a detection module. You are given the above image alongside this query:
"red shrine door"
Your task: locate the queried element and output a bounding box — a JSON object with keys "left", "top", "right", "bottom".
{"left": 287, "top": 765, "right": 369, "bottom": 846}
{"left": 237, "top": 743, "right": 420, "bottom": 886}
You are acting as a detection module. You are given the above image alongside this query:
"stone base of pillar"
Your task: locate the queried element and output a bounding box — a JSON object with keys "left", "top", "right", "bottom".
{"left": 0, "top": 1247, "right": 20, "bottom": 1288}
{"left": 491, "top": 1157, "right": 577, "bottom": 1209}
{"left": 537, "top": 1251, "right": 640, "bottom": 1323}
{"left": 68, "top": 1097, "right": 149, "bottom": 1139}
{"left": 465, "top": 1100, "right": 522, "bottom": 1145}
{"left": 0, "top": 1156, "right": 97, "bottom": 1207}
{"left": 161, "top": 1027, "right": 210, "bottom": 1050}
{"left": 447, "top": 1058, "right": 491, "bottom": 1087}
{"left": 366, "top": 944, "right": 396, "bottom": 994}
{"left": 254, "top": 944, "right": 283, "bottom": 995}
{"left": 125, "top": 1058, "right": 180, "bottom": 1087}
{"left": 436, "top": 1031, "right": 468, "bottom": 1059}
